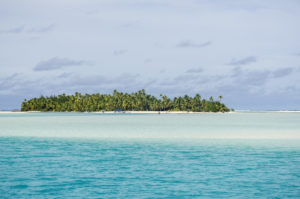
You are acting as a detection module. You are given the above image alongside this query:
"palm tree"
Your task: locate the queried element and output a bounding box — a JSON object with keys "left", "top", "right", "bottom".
{"left": 21, "top": 90, "right": 230, "bottom": 112}
{"left": 218, "top": 95, "right": 223, "bottom": 102}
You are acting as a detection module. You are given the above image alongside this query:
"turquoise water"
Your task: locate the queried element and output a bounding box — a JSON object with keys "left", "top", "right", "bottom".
{"left": 1, "top": 112, "right": 300, "bottom": 139}
{"left": 1, "top": 112, "right": 300, "bottom": 198}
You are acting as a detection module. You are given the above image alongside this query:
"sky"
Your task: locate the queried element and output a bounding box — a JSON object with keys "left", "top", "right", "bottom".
{"left": 1, "top": 0, "right": 300, "bottom": 110}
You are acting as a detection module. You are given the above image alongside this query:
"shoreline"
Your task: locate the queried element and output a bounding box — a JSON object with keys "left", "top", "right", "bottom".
{"left": 1, "top": 110, "right": 300, "bottom": 114}
{"left": 92, "top": 111, "right": 233, "bottom": 114}
{"left": 0, "top": 111, "right": 232, "bottom": 114}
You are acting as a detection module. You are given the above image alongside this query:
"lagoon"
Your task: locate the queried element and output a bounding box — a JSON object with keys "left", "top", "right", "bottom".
{"left": 1, "top": 112, "right": 300, "bottom": 139}
{"left": 0, "top": 112, "right": 300, "bottom": 198}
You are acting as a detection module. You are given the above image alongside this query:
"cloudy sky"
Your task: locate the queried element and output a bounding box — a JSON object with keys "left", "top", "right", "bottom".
{"left": 1, "top": 0, "right": 300, "bottom": 110}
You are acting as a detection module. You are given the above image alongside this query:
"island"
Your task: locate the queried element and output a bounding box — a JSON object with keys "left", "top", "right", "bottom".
{"left": 21, "top": 89, "right": 231, "bottom": 112}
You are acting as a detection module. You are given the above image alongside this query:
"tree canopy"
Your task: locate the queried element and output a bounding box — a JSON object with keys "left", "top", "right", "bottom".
{"left": 21, "top": 89, "right": 230, "bottom": 112}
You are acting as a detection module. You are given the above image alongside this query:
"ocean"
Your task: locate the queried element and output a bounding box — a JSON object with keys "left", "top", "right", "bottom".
{"left": 1, "top": 112, "right": 300, "bottom": 198}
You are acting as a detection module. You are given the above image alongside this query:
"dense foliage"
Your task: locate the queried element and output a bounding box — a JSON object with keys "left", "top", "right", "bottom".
{"left": 21, "top": 90, "right": 230, "bottom": 112}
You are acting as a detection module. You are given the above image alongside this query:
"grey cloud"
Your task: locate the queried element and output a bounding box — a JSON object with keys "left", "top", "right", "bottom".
{"left": 272, "top": 67, "right": 293, "bottom": 78}
{"left": 159, "top": 73, "right": 207, "bottom": 87}
{"left": 0, "top": 73, "right": 19, "bottom": 91}
{"left": 58, "top": 73, "right": 140, "bottom": 89}
{"left": 174, "top": 67, "right": 269, "bottom": 97}
{"left": 28, "top": 24, "right": 55, "bottom": 33}
{"left": 159, "top": 70, "right": 225, "bottom": 88}
{"left": 0, "top": 73, "right": 42, "bottom": 96}
{"left": 0, "top": 73, "right": 19, "bottom": 82}
{"left": 231, "top": 66, "right": 295, "bottom": 81}
{"left": 0, "top": 25, "right": 25, "bottom": 34}
{"left": 176, "top": 41, "right": 212, "bottom": 48}
{"left": 229, "top": 66, "right": 270, "bottom": 86}
{"left": 186, "top": 67, "right": 203, "bottom": 73}
{"left": 57, "top": 72, "right": 73, "bottom": 79}
{"left": 34, "top": 57, "right": 89, "bottom": 71}
{"left": 228, "top": 56, "right": 257, "bottom": 66}
{"left": 174, "top": 74, "right": 199, "bottom": 82}
{"left": 158, "top": 79, "right": 177, "bottom": 86}
{"left": 153, "top": 65, "right": 298, "bottom": 108}
{"left": 160, "top": 65, "right": 295, "bottom": 98}
{"left": 41, "top": 73, "right": 142, "bottom": 96}
{"left": 113, "top": 49, "right": 127, "bottom": 56}
{"left": 195, "top": 75, "right": 226, "bottom": 85}
{"left": 0, "top": 72, "right": 142, "bottom": 97}
{"left": 238, "top": 70, "right": 270, "bottom": 86}
{"left": 1, "top": 24, "right": 54, "bottom": 34}
{"left": 147, "top": 85, "right": 195, "bottom": 98}
{"left": 140, "top": 79, "right": 157, "bottom": 88}
{"left": 230, "top": 67, "right": 243, "bottom": 77}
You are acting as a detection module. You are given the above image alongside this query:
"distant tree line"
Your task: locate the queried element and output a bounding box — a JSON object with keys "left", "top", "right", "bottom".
{"left": 21, "top": 89, "right": 231, "bottom": 112}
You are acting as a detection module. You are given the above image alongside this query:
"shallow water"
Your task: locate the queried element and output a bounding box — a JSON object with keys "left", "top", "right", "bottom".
{"left": 1, "top": 112, "right": 300, "bottom": 139}
{"left": 0, "top": 113, "right": 300, "bottom": 198}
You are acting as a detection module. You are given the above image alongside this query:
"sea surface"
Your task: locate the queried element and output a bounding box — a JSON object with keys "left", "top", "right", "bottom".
{"left": 1, "top": 112, "right": 300, "bottom": 198}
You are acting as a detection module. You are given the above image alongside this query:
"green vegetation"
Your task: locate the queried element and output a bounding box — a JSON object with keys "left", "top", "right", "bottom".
{"left": 21, "top": 89, "right": 230, "bottom": 112}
